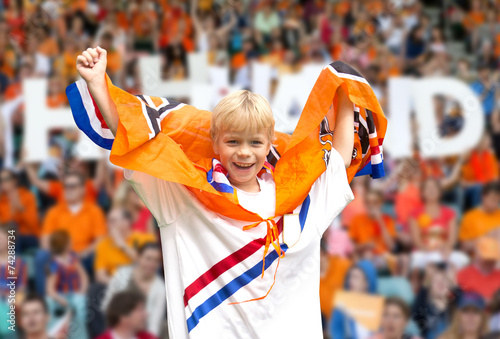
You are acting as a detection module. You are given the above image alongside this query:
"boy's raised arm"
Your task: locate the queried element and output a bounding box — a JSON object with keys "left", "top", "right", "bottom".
{"left": 332, "top": 85, "right": 355, "bottom": 169}
{"left": 76, "top": 46, "right": 118, "bottom": 135}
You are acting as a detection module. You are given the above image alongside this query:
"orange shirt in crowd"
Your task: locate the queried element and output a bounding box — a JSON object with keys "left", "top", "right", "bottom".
{"left": 94, "top": 232, "right": 156, "bottom": 275}
{"left": 394, "top": 182, "right": 422, "bottom": 230}
{"left": 42, "top": 201, "right": 106, "bottom": 253}
{"left": 231, "top": 52, "right": 247, "bottom": 70}
{"left": 463, "top": 11, "right": 485, "bottom": 30}
{"left": 340, "top": 185, "right": 367, "bottom": 228}
{"left": 38, "top": 37, "right": 60, "bottom": 58}
{"left": 0, "top": 48, "right": 16, "bottom": 79}
{"left": 462, "top": 150, "right": 499, "bottom": 184}
{"left": 47, "top": 93, "right": 68, "bottom": 108}
{"left": 0, "top": 188, "right": 40, "bottom": 236}
{"left": 459, "top": 207, "right": 500, "bottom": 241}
{"left": 106, "top": 49, "right": 122, "bottom": 74}
{"left": 320, "top": 256, "right": 351, "bottom": 319}
{"left": 349, "top": 214, "right": 396, "bottom": 254}
{"left": 47, "top": 179, "right": 98, "bottom": 203}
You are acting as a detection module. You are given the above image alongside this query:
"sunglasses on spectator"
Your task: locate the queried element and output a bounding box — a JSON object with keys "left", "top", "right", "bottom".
{"left": 64, "top": 183, "right": 83, "bottom": 190}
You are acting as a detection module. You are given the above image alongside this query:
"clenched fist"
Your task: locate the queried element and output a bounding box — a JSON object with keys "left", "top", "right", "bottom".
{"left": 76, "top": 46, "right": 107, "bottom": 85}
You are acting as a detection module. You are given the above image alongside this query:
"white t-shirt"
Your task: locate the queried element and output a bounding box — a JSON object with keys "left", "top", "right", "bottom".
{"left": 125, "top": 147, "right": 354, "bottom": 339}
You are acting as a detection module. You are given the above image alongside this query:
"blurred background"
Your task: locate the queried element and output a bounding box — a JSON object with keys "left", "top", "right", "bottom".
{"left": 1, "top": 0, "right": 500, "bottom": 338}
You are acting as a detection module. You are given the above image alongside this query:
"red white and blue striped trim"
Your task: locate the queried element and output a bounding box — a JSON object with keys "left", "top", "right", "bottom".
{"left": 185, "top": 195, "right": 310, "bottom": 332}
{"left": 66, "top": 80, "right": 115, "bottom": 150}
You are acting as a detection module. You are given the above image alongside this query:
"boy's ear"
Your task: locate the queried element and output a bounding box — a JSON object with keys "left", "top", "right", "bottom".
{"left": 213, "top": 140, "right": 220, "bottom": 155}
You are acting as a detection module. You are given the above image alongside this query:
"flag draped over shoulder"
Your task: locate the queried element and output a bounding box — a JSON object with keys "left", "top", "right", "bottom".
{"left": 66, "top": 61, "right": 387, "bottom": 222}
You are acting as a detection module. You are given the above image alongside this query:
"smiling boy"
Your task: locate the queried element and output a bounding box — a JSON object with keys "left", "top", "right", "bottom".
{"left": 68, "top": 46, "right": 386, "bottom": 338}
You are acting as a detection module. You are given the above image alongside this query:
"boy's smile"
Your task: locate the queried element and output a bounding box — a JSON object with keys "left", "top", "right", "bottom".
{"left": 213, "top": 129, "right": 271, "bottom": 193}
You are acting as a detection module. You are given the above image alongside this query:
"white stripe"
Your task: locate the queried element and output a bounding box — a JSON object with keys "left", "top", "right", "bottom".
{"left": 156, "top": 98, "right": 170, "bottom": 111}
{"left": 325, "top": 65, "right": 370, "bottom": 86}
{"left": 358, "top": 114, "right": 368, "bottom": 132}
{"left": 212, "top": 171, "right": 229, "bottom": 185}
{"left": 159, "top": 103, "right": 186, "bottom": 121}
{"left": 371, "top": 153, "right": 383, "bottom": 165}
{"left": 369, "top": 132, "right": 378, "bottom": 139}
{"left": 270, "top": 146, "right": 280, "bottom": 161}
{"left": 139, "top": 100, "right": 156, "bottom": 140}
{"left": 76, "top": 80, "right": 114, "bottom": 139}
{"left": 143, "top": 95, "right": 156, "bottom": 109}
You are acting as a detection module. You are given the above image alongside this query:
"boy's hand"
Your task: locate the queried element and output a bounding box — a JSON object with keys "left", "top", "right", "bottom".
{"left": 76, "top": 46, "right": 107, "bottom": 85}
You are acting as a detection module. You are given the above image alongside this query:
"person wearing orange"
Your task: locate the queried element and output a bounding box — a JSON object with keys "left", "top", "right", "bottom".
{"left": 94, "top": 208, "right": 156, "bottom": 285}
{"left": 24, "top": 155, "right": 107, "bottom": 204}
{"left": 0, "top": 169, "right": 39, "bottom": 252}
{"left": 320, "top": 237, "right": 352, "bottom": 327}
{"left": 34, "top": 172, "right": 106, "bottom": 296}
{"left": 349, "top": 189, "right": 396, "bottom": 258}
{"left": 461, "top": 134, "right": 499, "bottom": 210}
{"left": 459, "top": 181, "right": 500, "bottom": 253}
{"left": 40, "top": 172, "right": 106, "bottom": 255}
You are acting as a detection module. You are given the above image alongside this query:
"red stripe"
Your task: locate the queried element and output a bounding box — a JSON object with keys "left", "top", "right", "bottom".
{"left": 183, "top": 218, "right": 283, "bottom": 307}
{"left": 90, "top": 92, "right": 110, "bottom": 129}
{"left": 371, "top": 145, "right": 380, "bottom": 155}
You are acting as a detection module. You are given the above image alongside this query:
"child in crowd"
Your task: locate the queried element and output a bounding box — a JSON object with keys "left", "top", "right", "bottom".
{"left": 46, "top": 230, "right": 89, "bottom": 339}
{"left": 68, "top": 45, "right": 386, "bottom": 338}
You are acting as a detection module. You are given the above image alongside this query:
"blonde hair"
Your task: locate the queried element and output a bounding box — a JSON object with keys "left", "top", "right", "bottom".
{"left": 210, "top": 90, "right": 275, "bottom": 143}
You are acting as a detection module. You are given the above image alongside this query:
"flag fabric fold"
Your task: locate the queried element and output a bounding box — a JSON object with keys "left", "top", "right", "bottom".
{"left": 66, "top": 60, "right": 387, "bottom": 222}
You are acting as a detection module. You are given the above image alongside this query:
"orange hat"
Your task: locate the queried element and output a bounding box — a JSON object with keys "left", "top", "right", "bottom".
{"left": 476, "top": 237, "right": 500, "bottom": 260}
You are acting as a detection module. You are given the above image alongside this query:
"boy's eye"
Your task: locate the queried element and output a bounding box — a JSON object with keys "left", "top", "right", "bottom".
{"left": 251, "top": 141, "right": 263, "bottom": 145}
{"left": 227, "top": 140, "right": 238, "bottom": 144}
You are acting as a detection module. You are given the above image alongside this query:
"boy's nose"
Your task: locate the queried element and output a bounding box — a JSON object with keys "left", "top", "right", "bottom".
{"left": 237, "top": 146, "right": 252, "bottom": 157}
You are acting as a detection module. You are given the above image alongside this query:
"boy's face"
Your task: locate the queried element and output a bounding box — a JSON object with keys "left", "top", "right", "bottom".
{"left": 213, "top": 128, "right": 271, "bottom": 192}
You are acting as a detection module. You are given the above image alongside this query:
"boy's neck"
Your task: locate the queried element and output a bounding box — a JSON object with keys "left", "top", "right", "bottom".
{"left": 230, "top": 177, "right": 261, "bottom": 193}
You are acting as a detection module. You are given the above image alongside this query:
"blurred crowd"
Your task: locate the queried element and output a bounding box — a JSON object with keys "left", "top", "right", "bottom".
{"left": 1, "top": 0, "right": 500, "bottom": 338}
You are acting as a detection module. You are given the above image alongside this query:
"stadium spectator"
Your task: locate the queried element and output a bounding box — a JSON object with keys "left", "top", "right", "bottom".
{"left": 35, "top": 171, "right": 106, "bottom": 295}
{"left": 101, "top": 243, "right": 166, "bottom": 337}
{"left": 46, "top": 230, "right": 89, "bottom": 339}
{"left": 457, "top": 237, "right": 500, "bottom": 301}
{"left": 461, "top": 135, "right": 499, "bottom": 209}
{"left": 329, "top": 260, "right": 378, "bottom": 339}
{"left": 0, "top": 168, "right": 40, "bottom": 251}
{"left": 369, "top": 297, "right": 422, "bottom": 339}
{"left": 349, "top": 188, "right": 396, "bottom": 259}
{"left": 19, "top": 294, "right": 62, "bottom": 339}
{"left": 459, "top": 181, "right": 500, "bottom": 252}
{"left": 94, "top": 207, "right": 155, "bottom": 285}
{"left": 438, "top": 292, "right": 489, "bottom": 339}
{"left": 409, "top": 178, "right": 469, "bottom": 270}
{"left": 112, "top": 181, "right": 155, "bottom": 234}
{"left": 471, "top": 63, "right": 499, "bottom": 130}
{"left": 97, "top": 289, "right": 159, "bottom": 339}
{"left": 412, "top": 263, "right": 459, "bottom": 339}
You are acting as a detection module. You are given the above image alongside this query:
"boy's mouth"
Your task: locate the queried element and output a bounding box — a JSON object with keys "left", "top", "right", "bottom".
{"left": 233, "top": 162, "right": 255, "bottom": 171}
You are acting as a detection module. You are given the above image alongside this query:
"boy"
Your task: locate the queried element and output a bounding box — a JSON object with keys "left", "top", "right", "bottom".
{"left": 68, "top": 46, "right": 386, "bottom": 338}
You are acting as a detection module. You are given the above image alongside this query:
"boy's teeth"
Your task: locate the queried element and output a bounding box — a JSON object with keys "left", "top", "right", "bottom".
{"left": 236, "top": 163, "right": 252, "bottom": 168}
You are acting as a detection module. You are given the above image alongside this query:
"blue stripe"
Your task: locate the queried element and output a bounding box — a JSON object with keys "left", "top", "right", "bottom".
{"left": 186, "top": 243, "right": 288, "bottom": 332}
{"left": 66, "top": 83, "right": 114, "bottom": 150}
{"left": 298, "top": 195, "right": 310, "bottom": 231}
{"left": 206, "top": 167, "right": 234, "bottom": 194}
{"left": 354, "top": 160, "right": 385, "bottom": 179}
{"left": 186, "top": 194, "right": 311, "bottom": 332}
